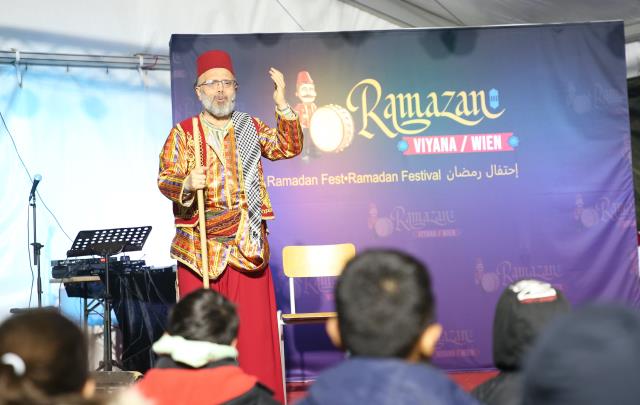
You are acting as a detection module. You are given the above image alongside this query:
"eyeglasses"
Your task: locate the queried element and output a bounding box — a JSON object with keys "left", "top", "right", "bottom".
{"left": 196, "top": 79, "right": 237, "bottom": 90}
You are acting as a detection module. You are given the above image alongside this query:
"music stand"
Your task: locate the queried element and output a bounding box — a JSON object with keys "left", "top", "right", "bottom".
{"left": 67, "top": 226, "right": 151, "bottom": 371}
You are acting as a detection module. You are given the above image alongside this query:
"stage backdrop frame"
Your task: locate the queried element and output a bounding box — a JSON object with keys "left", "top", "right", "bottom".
{"left": 169, "top": 22, "right": 639, "bottom": 379}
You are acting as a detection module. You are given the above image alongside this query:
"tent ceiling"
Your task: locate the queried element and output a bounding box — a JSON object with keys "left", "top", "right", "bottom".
{"left": 0, "top": 0, "right": 398, "bottom": 56}
{"left": 340, "top": 0, "right": 640, "bottom": 42}
{"left": 0, "top": 0, "right": 638, "bottom": 76}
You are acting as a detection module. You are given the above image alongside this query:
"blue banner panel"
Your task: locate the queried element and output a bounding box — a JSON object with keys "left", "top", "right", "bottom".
{"left": 170, "top": 22, "right": 639, "bottom": 378}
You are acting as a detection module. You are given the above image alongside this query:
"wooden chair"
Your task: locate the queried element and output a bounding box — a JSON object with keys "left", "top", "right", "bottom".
{"left": 280, "top": 243, "right": 356, "bottom": 322}
{"left": 277, "top": 243, "right": 356, "bottom": 402}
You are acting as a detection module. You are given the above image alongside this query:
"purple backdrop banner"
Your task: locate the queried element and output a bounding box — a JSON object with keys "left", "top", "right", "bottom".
{"left": 169, "top": 22, "right": 639, "bottom": 380}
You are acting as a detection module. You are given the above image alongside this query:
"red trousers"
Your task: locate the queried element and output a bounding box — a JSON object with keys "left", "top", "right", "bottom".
{"left": 177, "top": 263, "right": 284, "bottom": 404}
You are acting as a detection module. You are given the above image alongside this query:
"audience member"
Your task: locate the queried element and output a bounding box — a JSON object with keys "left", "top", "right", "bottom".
{"left": 522, "top": 304, "right": 640, "bottom": 405}
{"left": 472, "top": 279, "right": 569, "bottom": 405}
{"left": 0, "top": 309, "right": 95, "bottom": 404}
{"left": 136, "top": 289, "right": 279, "bottom": 405}
{"left": 299, "top": 249, "right": 480, "bottom": 405}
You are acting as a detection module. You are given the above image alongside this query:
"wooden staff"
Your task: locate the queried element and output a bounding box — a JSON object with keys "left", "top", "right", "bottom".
{"left": 192, "top": 119, "right": 210, "bottom": 289}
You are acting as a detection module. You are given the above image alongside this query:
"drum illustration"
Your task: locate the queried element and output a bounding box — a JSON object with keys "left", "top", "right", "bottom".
{"left": 309, "top": 104, "right": 354, "bottom": 153}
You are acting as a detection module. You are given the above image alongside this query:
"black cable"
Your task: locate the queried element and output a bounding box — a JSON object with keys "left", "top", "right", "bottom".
{"left": 2, "top": 108, "right": 76, "bottom": 308}
{"left": 0, "top": 110, "right": 73, "bottom": 242}
{"left": 27, "top": 204, "right": 34, "bottom": 308}
{"left": 36, "top": 189, "right": 73, "bottom": 242}
{"left": 0, "top": 110, "right": 34, "bottom": 181}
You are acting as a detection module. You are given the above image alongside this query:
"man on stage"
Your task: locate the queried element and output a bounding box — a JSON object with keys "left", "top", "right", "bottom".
{"left": 158, "top": 49, "right": 302, "bottom": 403}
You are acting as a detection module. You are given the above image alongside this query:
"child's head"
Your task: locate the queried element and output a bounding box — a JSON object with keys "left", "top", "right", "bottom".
{"left": 523, "top": 304, "right": 640, "bottom": 405}
{"left": 168, "top": 289, "right": 238, "bottom": 345}
{"left": 327, "top": 249, "right": 441, "bottom": 360}
{"left": 0, "top": 309, "right": 92, "bottom": 400}
{"left": 492, "top": 279, "right": 570, "bottom": 371}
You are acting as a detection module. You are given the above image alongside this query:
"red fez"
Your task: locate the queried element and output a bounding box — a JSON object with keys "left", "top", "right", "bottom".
{"left": 197, "top": 50, "right": 235, "bottom": 77}
{"left": 296, "top": 70, "right": 314, "bottom": 88}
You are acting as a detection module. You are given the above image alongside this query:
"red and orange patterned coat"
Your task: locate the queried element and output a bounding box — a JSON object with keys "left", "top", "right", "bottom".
{"left": 158, "top": 111, "right": 302, "bottom": 279}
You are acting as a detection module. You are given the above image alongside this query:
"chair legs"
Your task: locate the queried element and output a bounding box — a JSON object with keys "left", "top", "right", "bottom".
{"left": 277, "top": 310, "right": 287, "bottom": 404}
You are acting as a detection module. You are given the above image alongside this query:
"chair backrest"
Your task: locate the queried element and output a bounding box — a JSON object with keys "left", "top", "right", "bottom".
{"left": 282, "top": 243, "right": 356, "bottom": 278}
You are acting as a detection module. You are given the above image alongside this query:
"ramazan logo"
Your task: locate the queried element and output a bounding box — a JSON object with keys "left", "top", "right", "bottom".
{"left": 346, "top": 78, "right": 505, "bottom": 139}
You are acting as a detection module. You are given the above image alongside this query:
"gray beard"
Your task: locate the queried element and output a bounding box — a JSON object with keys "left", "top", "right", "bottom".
{"left": 201, "top": 96, "right": 235, "bottom": 118}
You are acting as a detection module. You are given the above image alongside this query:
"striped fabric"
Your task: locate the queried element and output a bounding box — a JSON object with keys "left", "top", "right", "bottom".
{"left": 158, "top": 111, "right": 303, "bottom": 279}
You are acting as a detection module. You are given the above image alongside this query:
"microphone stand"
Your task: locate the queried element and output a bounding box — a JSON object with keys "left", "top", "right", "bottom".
{"left": 30, "top": 192, "right": 44, "bottom": 307}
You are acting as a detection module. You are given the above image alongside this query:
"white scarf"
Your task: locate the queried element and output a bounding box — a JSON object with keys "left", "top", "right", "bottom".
{"left": 152, "top": 334, "right": 238, "bottom": 368}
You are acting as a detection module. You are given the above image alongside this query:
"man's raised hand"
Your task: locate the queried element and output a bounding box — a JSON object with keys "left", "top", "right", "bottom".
{"left": 269, "top": 67, "right": 288, "bottom": 110}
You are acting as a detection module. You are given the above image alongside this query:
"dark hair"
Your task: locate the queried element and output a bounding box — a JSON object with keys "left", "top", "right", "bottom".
{"left": 523, "top": 304, "right": 640, "bottom": 405}
{"left": 167, "top": 289, "right": 238, "bottom": 345}
{"left": 492, "top": 279, "right": 570, "bottom": 371}
{"left": 335, "top": 249, "right": 435, "bottom": 358}
{"left": 0, "top": 309, "right": 89, "bottom": 401}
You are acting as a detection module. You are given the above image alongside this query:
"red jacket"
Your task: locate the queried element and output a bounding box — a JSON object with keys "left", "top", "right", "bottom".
{"left": 137, "top": 359, "right": 278, "bottom": 405}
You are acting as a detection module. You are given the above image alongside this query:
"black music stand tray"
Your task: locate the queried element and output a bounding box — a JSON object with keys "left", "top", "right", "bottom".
{"left": 67, "top": 226, "right": 151, "bottom": 371}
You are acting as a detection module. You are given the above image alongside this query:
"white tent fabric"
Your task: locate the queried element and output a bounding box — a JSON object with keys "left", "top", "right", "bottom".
{"left": 0, "top": 0, "right": 398, "bottom": 319}
{"left": 0, "top": 0, "right": 399, "bottom": 55}
{"left": 0, "top": 66, "right": 171, "bottom": 318}
{"left": 1, "top": 0, "right": 637, "bottom": 74}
